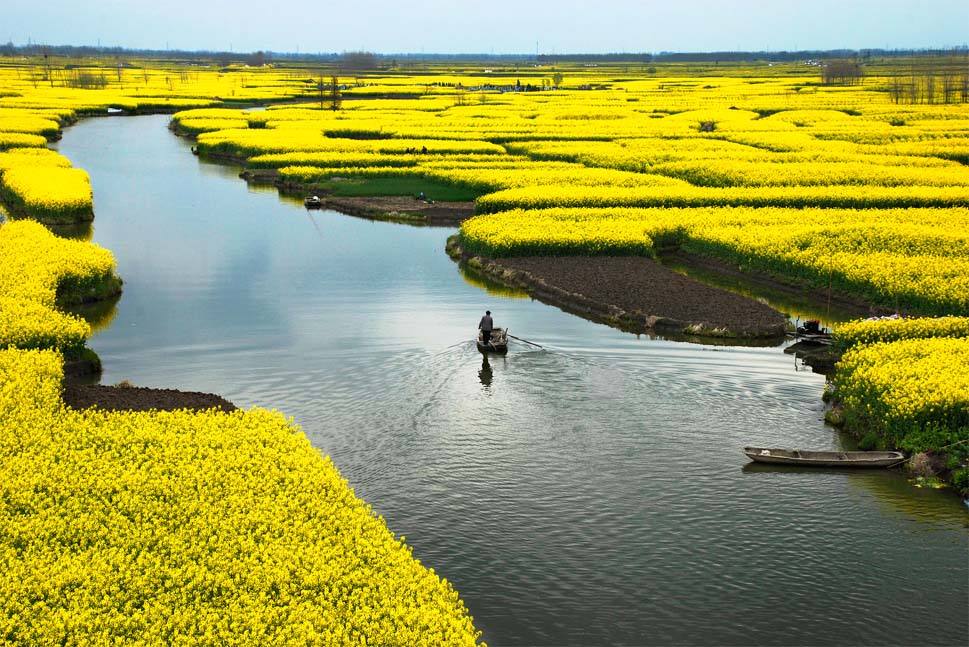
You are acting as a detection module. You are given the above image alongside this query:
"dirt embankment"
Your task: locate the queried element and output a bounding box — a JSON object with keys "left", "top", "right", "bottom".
{"left": 62, "top": 384, "right": 237, "bottom": 413}
{"left": 313, "top": 195, "right": 474, "bottom": 225}
{"left": 240, "top": 168, "right": 475, "bottom": 225}
{"left": 448, "top": 237, "right": 788, "bottom": 339}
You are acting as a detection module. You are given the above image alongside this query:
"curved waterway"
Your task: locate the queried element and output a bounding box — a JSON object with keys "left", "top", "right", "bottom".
{"left": 57, "top": 115, "right": 967, "bottom": 646}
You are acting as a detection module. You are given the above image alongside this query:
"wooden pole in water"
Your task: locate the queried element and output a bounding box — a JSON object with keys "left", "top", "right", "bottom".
{"left": 508, "top": 334, "right": 543, "bottom": 348}
{"left": 827, "top": 268, "right": 832, "bottom": 325}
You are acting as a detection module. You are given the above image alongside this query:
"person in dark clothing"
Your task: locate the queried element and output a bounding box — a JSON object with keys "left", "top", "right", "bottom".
{"left": 479, "top": 310, "right": 494, "bottom": 345}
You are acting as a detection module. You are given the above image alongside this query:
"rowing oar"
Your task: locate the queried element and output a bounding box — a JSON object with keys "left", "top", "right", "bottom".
{"left": 507, "top": 333, "right": 543, "bottom": 349}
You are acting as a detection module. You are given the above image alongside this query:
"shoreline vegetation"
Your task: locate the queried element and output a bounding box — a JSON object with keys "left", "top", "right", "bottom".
{"left": 0, "top": 61, "right": 489, "bottom": 643}
{"left": 2, "top": 54, "right": 968, "bottom": 641}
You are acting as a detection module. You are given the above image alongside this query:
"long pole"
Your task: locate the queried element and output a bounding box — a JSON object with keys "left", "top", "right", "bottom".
{"left": 508, "top": 333, "right": 543, "bottom": 348}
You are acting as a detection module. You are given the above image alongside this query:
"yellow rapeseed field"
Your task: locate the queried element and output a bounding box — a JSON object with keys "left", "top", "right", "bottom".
{"left": 3, "top": 53, "right": 969, "bottom": 633}
{"left": 0, "top": 57, "right": 487, "bottom": 642}
{"left": 0, "top": 348, "right": 484, "bottom": 645}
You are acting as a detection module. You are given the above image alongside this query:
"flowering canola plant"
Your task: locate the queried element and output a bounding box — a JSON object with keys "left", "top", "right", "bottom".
{"left": 5, "top": 56, "right": 969, "bottom": 627}
{"left": 0, "top": 220, "right": 117, "bottom": 355}
{"left": 460, "top": 206, "right": 969, "bottom": 315}
{"left": 832, "top": 337, "right": 969, "bottom": 454}
{"left": 0, "top": 166, "right": 94, "bottom": 222}
{"left": 0, "top": 348, "right": 485, "bottom": 645}
{"left": 829, "top": 318, "right": 969, "bottom": 490}
{"left": 834, "top": 316, "right": 969, "bottom": 350}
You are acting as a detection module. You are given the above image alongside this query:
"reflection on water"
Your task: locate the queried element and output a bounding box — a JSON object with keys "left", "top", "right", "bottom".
{"left": 67, "top": 292, "right": 120, "bottom": 334}
{"left": 478, "top": 354, "right": 493, "bottom": 389}
{"left": 744, "top": 461, "right": 967, "bottom": 527}
{"left": 659, "top": 253, "right": 868, "bottom": 330}
{"left": 56, "top": 114, "right": 968, "bottom": 647}
{"left": 45, "top": 221, "right": 94, "bottom": 241}
{"left": 459, "top": 263, "right": 530, "bottom": 299}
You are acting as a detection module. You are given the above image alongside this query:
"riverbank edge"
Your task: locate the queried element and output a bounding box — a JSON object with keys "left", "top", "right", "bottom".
{"left": 0, "top": 183, "right": 95, "bottom": 225}
{"left": 822, "top": 400, "right": 967, "bottom": 496}
{"left": 61, "top": 382, "right": 238, "bottom": 413}
{"left": 196, "top": 156, "right": 475, "bottom": 226}
{"left": 445, "top": 235, "right": 788, "bottom": 340}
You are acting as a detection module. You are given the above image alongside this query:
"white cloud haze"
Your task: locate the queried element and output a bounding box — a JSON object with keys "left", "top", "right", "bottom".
{"left": 4, "top": 0, "right": 967, "bottom": 53}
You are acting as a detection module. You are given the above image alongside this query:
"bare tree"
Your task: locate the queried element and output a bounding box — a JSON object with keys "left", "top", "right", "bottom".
{"left": 889, "top": 68, "right": 904, "bottom": 104}
{"left": 908, "top": 65, "right": 921, "bottom": 104}
{"left": 340, "top": 51, "right": 377, "bottom": 72}
{"left": 924, "top": 65, "right": 936, "bottom": 104}
{"left": 328, "top": 75, "right": 342, "bottom": 111}
{"left": 940, "top": 67, "right": 955, "bottom": 104}
{"left": 821, "top": 59, "right": 863, "bottom": 85}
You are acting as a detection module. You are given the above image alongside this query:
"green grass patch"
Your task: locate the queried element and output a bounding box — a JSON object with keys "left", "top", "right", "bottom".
{"left": 323, "top": 177, "right": 480, "bottom": 201}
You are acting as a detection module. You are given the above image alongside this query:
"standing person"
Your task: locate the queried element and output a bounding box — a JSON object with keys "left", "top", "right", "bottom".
{"left": 479, "top": 310, "right": 494, "bottom": 346}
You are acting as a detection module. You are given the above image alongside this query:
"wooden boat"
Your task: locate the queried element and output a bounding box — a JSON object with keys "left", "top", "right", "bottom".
{"left": 743, "top": 446, "right": 904, "bottom": 468}
{"left": 304, "top": 195, "right": 323, "bottom": 209}
{"left": 785, "top": 319, "right": 833, "bottom": 345}
{"left": 786, "top": 331, "right": 833, "bottom": 345}
{"left": 477, "top": 327, "right": 508, "bottom": 354}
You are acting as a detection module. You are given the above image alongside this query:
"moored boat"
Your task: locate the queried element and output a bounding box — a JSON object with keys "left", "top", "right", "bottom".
{"left": 743, "top": 446, "right": 904, "bottom": 468}
{"left": 787, "top": 318, "right": 833, "bottom": 345}
{"left": 304, "top": 195, "right": 323, "bottom": 209}
{"left": 477, "top": 327, "right": 508, "bottom": 354}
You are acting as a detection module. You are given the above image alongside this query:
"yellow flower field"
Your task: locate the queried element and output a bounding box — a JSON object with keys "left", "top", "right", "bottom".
{"left": 459, "top": 206, "right": 969, "bottom": 314}
{"left": 0, "top": 166, "right": 94, "bottom": 222}
{"left": 834, "top": 316, "right": 969, "bottom": 349}
{"left": 0, "top": 147, "right": 73, "bottom": 172}
{"left": 833, "top": 336, "right": 969, "bottom": 451}
{"left": 3, "top": 53, "right": 969, "bottom": 632}
{"left": 0, "top": 220, "right": 117, "bottom": 354}
{"left": 830, "top": 317, "right": 969, "bottom": 488}
{"left": 0, "top": 348, "right": 484, "bottom": 646}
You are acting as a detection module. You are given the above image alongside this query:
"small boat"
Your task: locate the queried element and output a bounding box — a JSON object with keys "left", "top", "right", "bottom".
{"left": 304, "top": 195, "right": 323, "bottom": 209}
{"left": 787, "top": 330, "right": 833, "bottom": 345}
{"left": 787, "top": 319, "right": 833, "bottom": 345}
{"left": 477, "top": 327, "right": 508, "bottom": 354}
{"left": 743, "top": 446, "right": 904, "bottom": 468}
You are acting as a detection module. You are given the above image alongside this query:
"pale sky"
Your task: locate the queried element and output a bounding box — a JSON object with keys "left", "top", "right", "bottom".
{"left": 6, "top": 0, "right": 968, "bottom": 54}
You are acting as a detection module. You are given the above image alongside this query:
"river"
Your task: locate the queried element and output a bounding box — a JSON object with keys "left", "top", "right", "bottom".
{"left": 55, "top": 114, "right": 968, "bottom": 646}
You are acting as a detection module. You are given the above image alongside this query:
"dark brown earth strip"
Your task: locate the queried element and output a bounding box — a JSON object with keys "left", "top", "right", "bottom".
{"left": 448, "top": 238, "right": 787, "bottom": 339}
{"left": 322, "top": 196, "right": 475, "bottom": 225}
{"left": 665, "top": 250, "right": 885, "bottom": 318}
{"left": 62, "top": 384, "right": 237, "bottom": 413}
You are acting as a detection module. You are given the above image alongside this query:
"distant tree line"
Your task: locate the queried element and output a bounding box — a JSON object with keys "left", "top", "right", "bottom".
{"left": 821, "top": 59, "right": 864, "bottom": 85}
{"left": 650, "top": 47, "right": 968, "bottom": 63}
{"left": 887, "top": 54, "right": 969, "bottom": 104}
{"left": 1, "top": 42, "right": 966, "bottom": 70}
{"left": 537, "top": 53, "right": 653, "bottom": 63}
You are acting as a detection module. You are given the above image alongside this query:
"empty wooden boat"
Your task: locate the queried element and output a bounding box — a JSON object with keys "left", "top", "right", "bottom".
{"left": 743, "top": 446, "right": 904, "bottom": 468}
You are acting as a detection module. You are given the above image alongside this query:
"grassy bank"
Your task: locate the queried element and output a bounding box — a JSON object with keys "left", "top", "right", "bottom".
{"left": 316, "top": 176, "right": 480, "bottom": 201}
{"left": 825, "top": 317, "right": 969, "bottom": 495}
